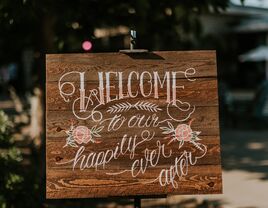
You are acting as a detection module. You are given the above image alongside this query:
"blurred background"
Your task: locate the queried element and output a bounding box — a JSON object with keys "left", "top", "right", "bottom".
{"left": 1, "top": 0, "right": 268, "bottom": 207}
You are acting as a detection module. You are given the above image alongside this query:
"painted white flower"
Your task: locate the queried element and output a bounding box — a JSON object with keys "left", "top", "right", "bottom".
{"left": 72, "top": 126, "right": 92, "bottom": 144}
{"left": 161, "top": 119, "right": 203, "bottom": 150}
{"left": 64, "top": 123, "right": 103, "bottom": 148}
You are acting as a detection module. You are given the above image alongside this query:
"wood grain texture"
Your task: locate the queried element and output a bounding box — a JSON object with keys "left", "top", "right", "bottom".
{"left": 46, "top": 51, "right": 222, "bottom": 199}
{"left": 47, "top": 165, "right": 222, "bottom": 198}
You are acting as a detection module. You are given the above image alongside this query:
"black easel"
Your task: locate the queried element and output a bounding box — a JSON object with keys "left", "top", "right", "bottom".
{"left": 120, "top": 30, "right": 148, "bottom": 208}
{"left": 134, "top": 197, "right": 141, "bottom": 208}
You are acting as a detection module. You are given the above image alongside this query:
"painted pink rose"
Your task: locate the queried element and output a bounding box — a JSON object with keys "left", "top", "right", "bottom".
{"left": 72, "top": 126, "right": 92, "bottom": 144}
{"left": 175, "top": 124, "right": 192, "bottom": 141}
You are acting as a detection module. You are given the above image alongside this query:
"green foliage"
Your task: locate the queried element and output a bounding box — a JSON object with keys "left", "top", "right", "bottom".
{"left": 0, "top": 111, "right": 13, "bottom": 146}
{"left": 0, "top": 111, "right": 39, "bottom": 208}
{"left": 0, "top": 111, "right": 23, "bottom": 208}
{"left": 0, "top": 111, "right": 10, "bottom": 134}
{"left": 5, "top": 173, "right": 24, "bottom": 191}
{"left": 0, "top": 0, "right": 235, "bottom": 61}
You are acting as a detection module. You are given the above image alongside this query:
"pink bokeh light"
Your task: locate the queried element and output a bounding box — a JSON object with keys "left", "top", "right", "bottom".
{"left": 82, "top": 40, "right": 92, "bottom": 51}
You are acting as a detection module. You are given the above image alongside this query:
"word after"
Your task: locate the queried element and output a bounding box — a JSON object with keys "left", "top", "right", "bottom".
{"left": 46, "top": 51, "right": 222, "bottom": 199}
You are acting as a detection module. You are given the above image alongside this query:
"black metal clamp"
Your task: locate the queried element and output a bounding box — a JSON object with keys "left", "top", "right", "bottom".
{"left": 119, "top": 30, "right": 148, "bottom": 54}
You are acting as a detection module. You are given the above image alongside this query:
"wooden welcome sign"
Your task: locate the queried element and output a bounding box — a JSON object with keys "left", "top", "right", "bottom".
{"left": 46, "top": 51, "right": 222, "bottom": 199}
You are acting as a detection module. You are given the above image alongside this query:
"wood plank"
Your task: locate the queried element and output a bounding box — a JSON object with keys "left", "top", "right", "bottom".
{"left": 46, "top": 165, "right": 222, "bottom": 198}
{"left": 46, "top": 106, "right": 219, "bottom": 138}
{"left": 46, "top": 51, "right": 222, "bottom": 199}
{"left": 46, "top": 51, "right": 217, "bottom": 81}
{"left": 46, "top": 136, "right": 221, "bottom": 169}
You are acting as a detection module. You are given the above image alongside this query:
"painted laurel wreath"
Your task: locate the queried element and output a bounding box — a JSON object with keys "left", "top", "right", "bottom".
{"left": 107, "top": 101, "right": 162, "bottom": 114}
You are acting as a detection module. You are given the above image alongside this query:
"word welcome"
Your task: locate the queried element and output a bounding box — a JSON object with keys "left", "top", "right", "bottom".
{"left": 59, "top": 69, "right": 196, "bottom": 107}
